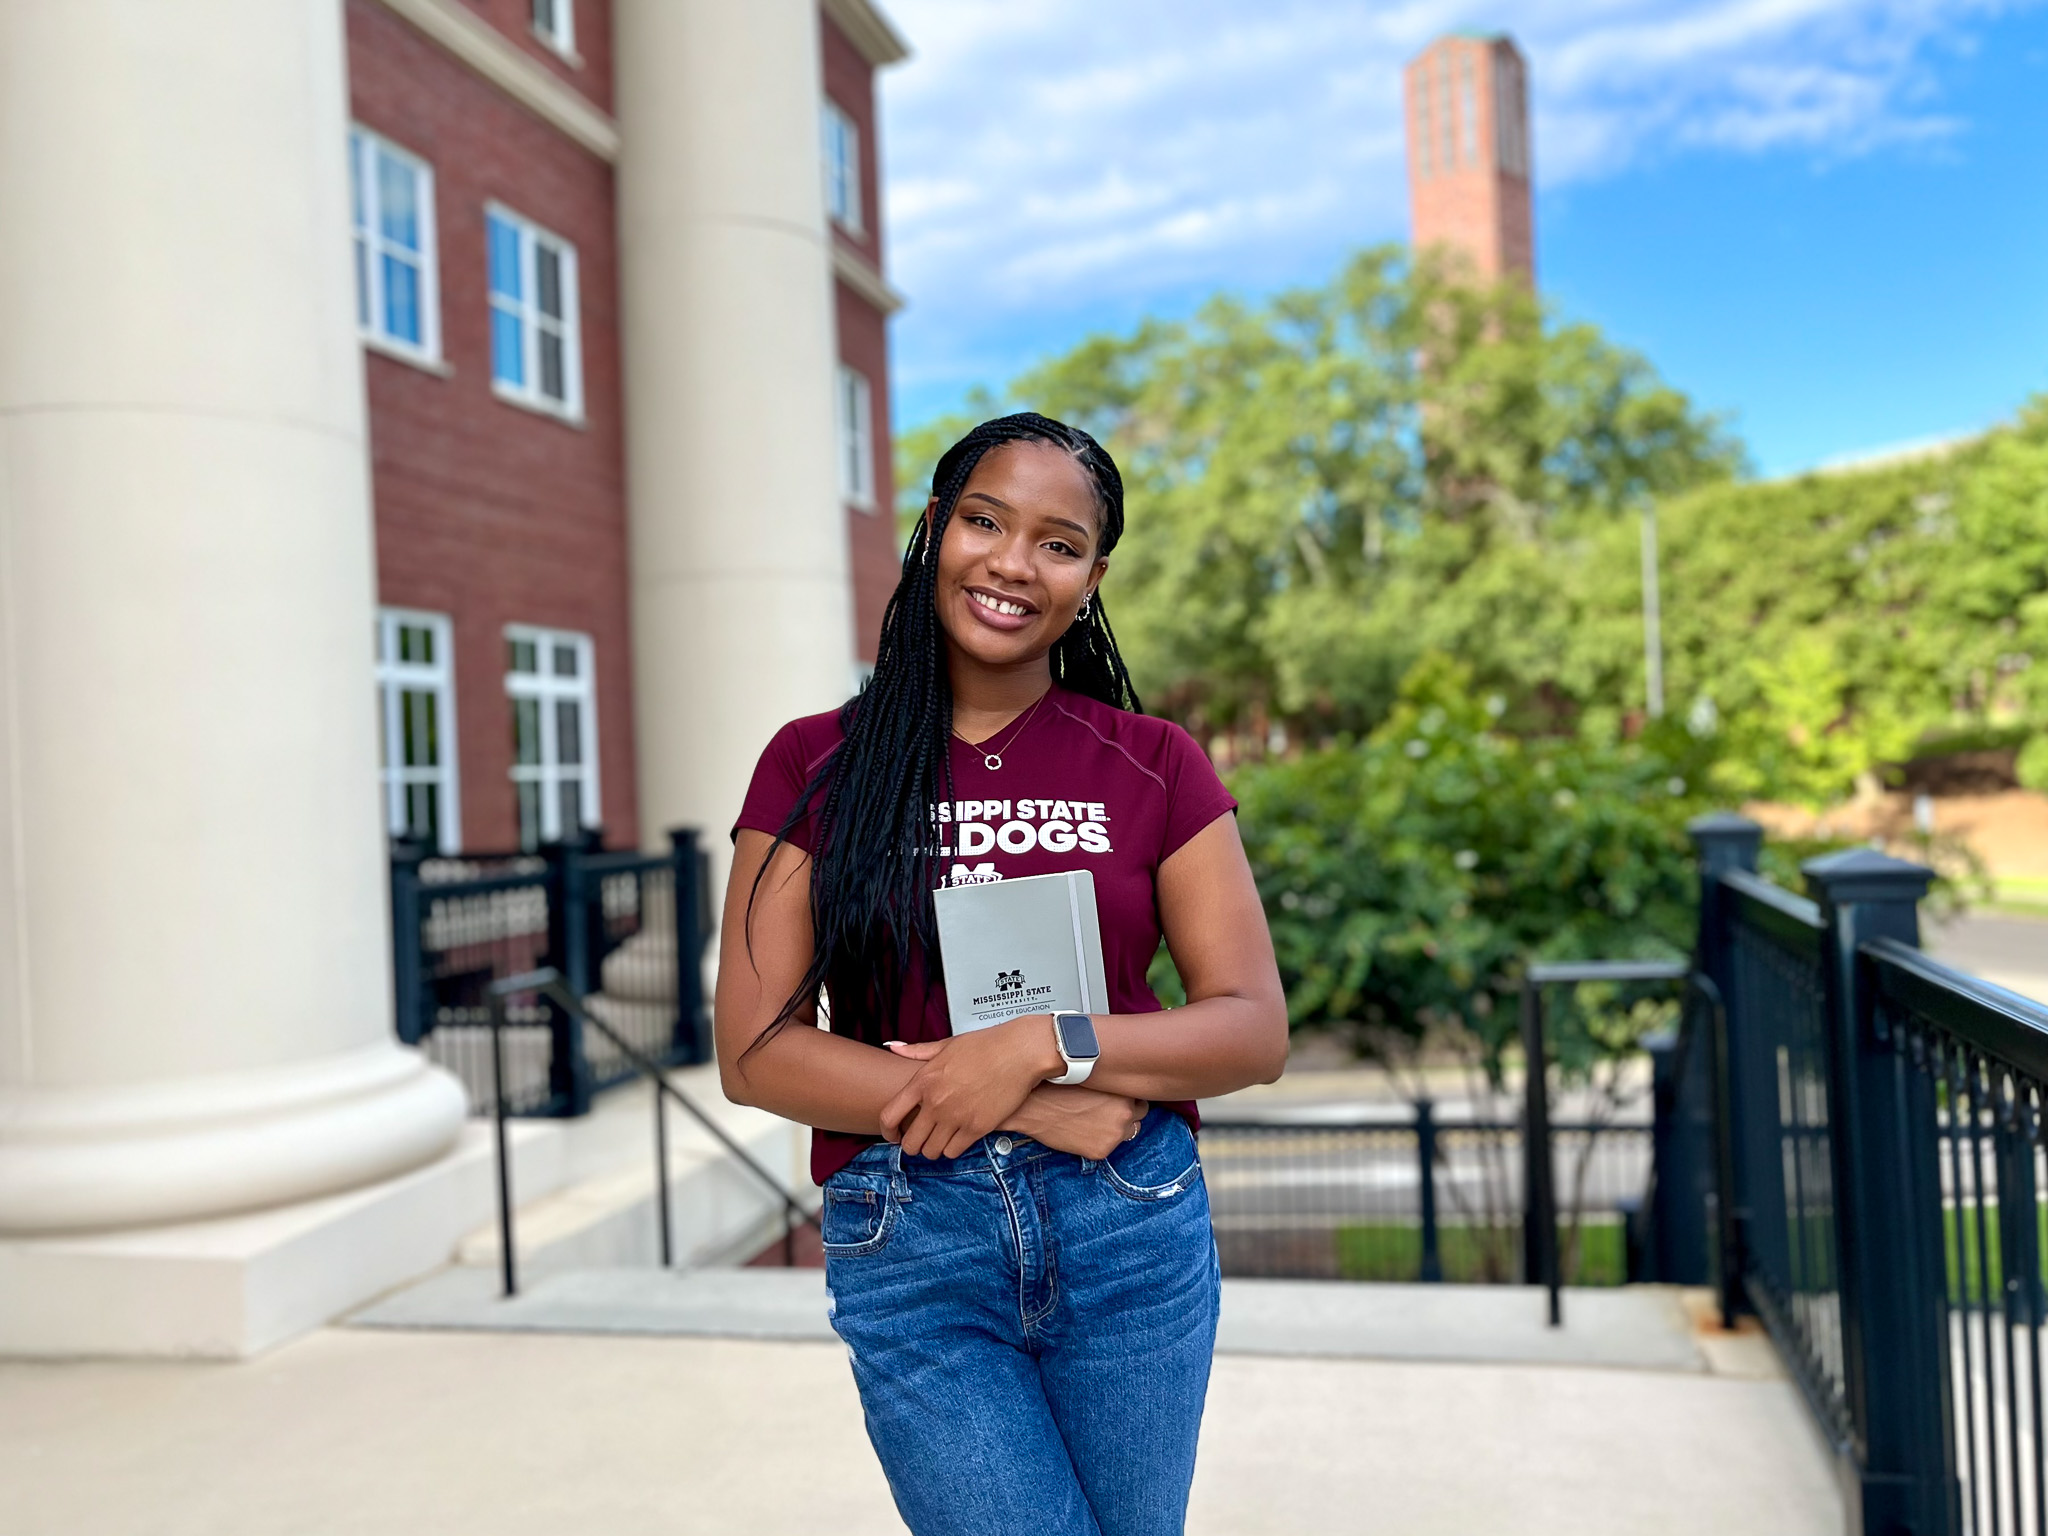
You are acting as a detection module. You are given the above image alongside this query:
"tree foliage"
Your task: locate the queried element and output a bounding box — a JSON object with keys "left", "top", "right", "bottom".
{"left": 898, "top": 250, "right": 2048, "bottom": 808}
{"left": 898, "top": 248, "right": 1743, "bottom": 744}
{"left": 1229, "top": 654, "right": 1704, "bottom": 1066}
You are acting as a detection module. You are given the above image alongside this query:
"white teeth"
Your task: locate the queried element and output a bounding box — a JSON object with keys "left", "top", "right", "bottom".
{"left": 971, "top": 591, "right": 1030, "bottom": 618}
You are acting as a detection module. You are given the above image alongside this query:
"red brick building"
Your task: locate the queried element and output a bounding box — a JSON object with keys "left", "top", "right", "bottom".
{"left": 1404, "top": 34, "right": 1534, "bottom": 284}
{"left": 349, "top": 0, "right": 906, "bottom": 856}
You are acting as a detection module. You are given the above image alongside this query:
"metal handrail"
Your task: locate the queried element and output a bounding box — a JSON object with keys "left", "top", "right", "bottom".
{"left": 1520, "top": 958, "right": 1692, "bottom": 1328}
{"left": 484, "top": 966, "right": 820, "bottom": 1297}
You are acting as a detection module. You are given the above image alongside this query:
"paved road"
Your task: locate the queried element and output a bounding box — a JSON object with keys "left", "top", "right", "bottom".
{"left": 1927, "top": 912, "right": 2048, "bottom": 1005}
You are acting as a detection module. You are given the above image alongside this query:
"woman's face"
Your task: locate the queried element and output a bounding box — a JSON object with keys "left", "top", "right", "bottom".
{"left": 932, "top": 441, "right": 1109, "bottom": 672}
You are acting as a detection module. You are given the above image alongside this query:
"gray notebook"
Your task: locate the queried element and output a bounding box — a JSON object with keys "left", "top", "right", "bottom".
{"left": 933, "top": 870, "right": 1109, "bottom": 1034}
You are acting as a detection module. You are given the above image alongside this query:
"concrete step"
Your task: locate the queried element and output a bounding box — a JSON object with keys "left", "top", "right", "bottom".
{"left": 350, "top": 1266, "right": 1782, "bottom": 1376}
{"left": 451, "top": 1075, "right": 815, "bottom": 1284}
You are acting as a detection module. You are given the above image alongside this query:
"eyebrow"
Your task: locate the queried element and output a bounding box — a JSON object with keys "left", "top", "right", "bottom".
{"left": 959, "top": 491, "right": 1093, "bottom": 542}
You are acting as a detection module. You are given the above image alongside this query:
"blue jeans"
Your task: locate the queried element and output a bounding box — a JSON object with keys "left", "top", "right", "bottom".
{"left": 822, "top": 1106, "right": 1221, "bottom": 1536}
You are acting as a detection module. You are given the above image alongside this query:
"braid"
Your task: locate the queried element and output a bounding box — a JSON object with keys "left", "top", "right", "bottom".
{"left": 746, "top": 412, "right": 1140, "bottom": 1053}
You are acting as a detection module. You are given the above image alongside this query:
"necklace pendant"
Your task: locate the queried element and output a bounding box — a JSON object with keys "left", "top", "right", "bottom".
{"left": 983, "top": 753, "right": 1003, "bottom": 771}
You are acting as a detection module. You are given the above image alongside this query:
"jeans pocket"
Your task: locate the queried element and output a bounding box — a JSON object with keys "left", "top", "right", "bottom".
{"left": 1099, "top": 1113, "right": 1203, "bottom": 1203}
{"left": 820, "top": 1175, "right": 897, "bottom": 1256}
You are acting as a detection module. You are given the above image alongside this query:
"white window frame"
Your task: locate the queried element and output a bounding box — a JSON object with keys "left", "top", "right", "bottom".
{"left": 836, "top": 363, "right": 876, "bottom": 510}
{"left": 505, "top": 624, "right": 600, "bottom": 850}
{"left": 376, "top": 608, "right": 462, "bottom": 854}
{"left": 350, "top": 127, "right": 442, "bottom": 365}
{"left": 486, "top": 204, "right": 584, "bottom": 421}
{"left": 822, "top": 99, "right": 863, "bottom": 234}
{"left": 530, "top": 0, "right": 576, "bottom": 59}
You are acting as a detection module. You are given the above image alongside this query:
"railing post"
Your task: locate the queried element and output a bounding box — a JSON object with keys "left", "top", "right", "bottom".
{"left": 1641, "top": 1027, "right": 1685, "bottom": 1283}
{"left": 669, "top": 827, "right": 712, "bottom": 1065}
{"left": 1804, "top": 848, "right": 1944, "bottom": 1536}
{"left": 1520, "top": 976, "right": 1561, "bottom": 1325}
{"left": 1415, "top": 1098, "right": 1443, "bottom": 1283}
{"left": 1688, "top": 813, "right": 1762, "bottom": 1315}
{"left": 542, "top": 832, "right": 598, "bottom": 1116}
{"left": 388, "top": 836, "right": 430, "bottom": 1045}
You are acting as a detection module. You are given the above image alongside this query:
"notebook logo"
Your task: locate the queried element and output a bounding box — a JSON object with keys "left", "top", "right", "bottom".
{"left": 970, "top": 968, "right": 1055, "bottom": 1012}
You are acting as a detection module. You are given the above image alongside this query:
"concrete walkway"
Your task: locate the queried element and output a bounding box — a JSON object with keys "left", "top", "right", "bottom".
{"left": 352, "top": 1266, "right": 1726, "bottom": 1372}
{"left": 3, "top": 1280, "right": 1841, "bottom": 1536}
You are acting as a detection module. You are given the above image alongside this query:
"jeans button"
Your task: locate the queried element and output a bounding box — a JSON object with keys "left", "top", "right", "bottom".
{"left": 994, "top": 1136, "right": 1014, "bottom": 1155}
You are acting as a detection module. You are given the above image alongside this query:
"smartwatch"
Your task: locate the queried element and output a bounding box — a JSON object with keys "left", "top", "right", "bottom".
{"left": 1049, "top": 1012, "right": 1100, "bottom": 1086}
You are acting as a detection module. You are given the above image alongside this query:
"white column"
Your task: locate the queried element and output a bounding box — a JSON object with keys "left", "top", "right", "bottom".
{"left": 615, "top": 0, "right": 855, "bottom": 867}
{"left": 0, "top": 0, "right": 466, "bottom": 1233}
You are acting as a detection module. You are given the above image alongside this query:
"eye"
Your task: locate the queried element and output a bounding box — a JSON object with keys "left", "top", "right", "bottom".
{"left": 964, "top": 513, "right": 999, "bottom": 532}
{"left": 1044, "top": 540, "right": 1082, "bottom": 558}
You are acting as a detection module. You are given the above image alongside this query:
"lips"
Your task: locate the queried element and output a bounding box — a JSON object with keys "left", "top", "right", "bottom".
{"left": 965, "top": 587, "right": 1038, "bottom": 631}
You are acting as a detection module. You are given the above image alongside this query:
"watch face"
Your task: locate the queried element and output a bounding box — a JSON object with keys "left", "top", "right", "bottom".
{"left": 1057, "top": 1012, "right": 1100, "bottom": 1060}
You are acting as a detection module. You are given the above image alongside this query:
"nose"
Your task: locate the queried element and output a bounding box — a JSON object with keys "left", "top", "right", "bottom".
{"left": 985, "top": 529, "right": 1034, "bottom": 583}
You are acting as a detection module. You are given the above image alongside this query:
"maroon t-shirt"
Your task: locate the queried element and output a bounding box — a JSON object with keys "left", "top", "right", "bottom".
{"left": 733, "top": 686, "right": 1239, "bottom": 1184}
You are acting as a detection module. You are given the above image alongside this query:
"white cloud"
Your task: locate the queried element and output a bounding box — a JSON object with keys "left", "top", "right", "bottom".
{"left": 876, "top": 0, "right": 2024, "bottom": 402}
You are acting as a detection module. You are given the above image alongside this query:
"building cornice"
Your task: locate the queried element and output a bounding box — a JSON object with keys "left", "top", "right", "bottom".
{"left": 833, "top": 242, "right": 905, "bottom": 314}
{"left": 372, "top": 0, "right": 622, "bottom": 162}
{"left": 821, "top": 0, "right": 910, "bottom": 67}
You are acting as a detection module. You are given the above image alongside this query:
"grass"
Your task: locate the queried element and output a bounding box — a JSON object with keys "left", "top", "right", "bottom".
{"left": 1333, "top": 1219, "right": 1628, "bottom": 1287}
{"left": 1943, "top": 1202, "right": 2048, "bottom": 1306}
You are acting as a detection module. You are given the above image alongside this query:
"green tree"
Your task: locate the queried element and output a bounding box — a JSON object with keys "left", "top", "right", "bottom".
{"left": 897, "top": 248, "right": 1741, "bottom": 746}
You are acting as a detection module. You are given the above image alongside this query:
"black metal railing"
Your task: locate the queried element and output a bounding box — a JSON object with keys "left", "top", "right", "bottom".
{"left": 1687, "top": 814, "right": 2048, "bottom": 1534}
{"left": 1199, "top": 1110, "right": 1652, "bottom": 1286}
{"left": 391, "top": 828, "right": 711, "bottom": 1116}
{"left": 484, "top": 968, "right": 821, "bottom": 1296}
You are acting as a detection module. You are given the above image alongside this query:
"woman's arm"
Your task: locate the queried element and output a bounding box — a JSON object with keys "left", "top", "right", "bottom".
{"left": 882, "top": 812, "right": 1288, "bottom": 1157}
{"left": 715, "top": 830, "right": 1144, "bottom": 1154}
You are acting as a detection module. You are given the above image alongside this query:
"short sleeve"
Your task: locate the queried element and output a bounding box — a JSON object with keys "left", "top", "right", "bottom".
{"left": 1157, "top": 722, "right": 1238, "bottom": 862}
{"left": 732, "top": 719, "right": 834, "bottom": 854}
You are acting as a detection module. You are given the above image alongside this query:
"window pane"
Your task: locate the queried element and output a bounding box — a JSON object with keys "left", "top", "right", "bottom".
{"left": 487, "top": 216, "right": 522, "bottom": 300}
{"left": 539, "top": 332, "right": 564, "bottom": 402}
{"left": 491, "top": 306, "right": 525, "bottom": 387}
{"left": 354, "top": 238, "right": 370, "bottom": 327}
{"left": 517, "top": 781, "right": 543, "bottom": 852}
{"left": 555, "top": 699, "right": 582, "bottom": 765}
{"left": 398, "top": 623, "right": 434, "bottom": 665}
{"left": 405, "top": 781, "right": 440, "bottom": 844}
{"left": 349, "top": 135, "right": 366, "bottom": 229}
{"left": 531, "top": 0, "right": 553, "bottom": 33}
{"left": 512, "top": 697, "right": 542, "bottom": 766}
{"left": 558, "top": 777, "right": 582, "bottom": 837}
{"left": 376, "top": 152, "right": 419, "bottom": 251}
{"left": 551, "top": 642, "right": 578, "bottom": 677}
{"left": 401, "top": 688, "right": 439, "bottom": 768}
{"left": 535, "top": 244, "right": 562, "bottom": 320}
{"left": 508, "top": 637, "right": 538, "bottom": 673}
{"left": 382, "top": 254, "right": 421, "bottom": 345}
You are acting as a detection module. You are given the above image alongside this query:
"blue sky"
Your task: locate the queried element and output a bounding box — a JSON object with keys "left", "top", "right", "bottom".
{"left": 877, "top": 0, "right": 2048, "bottom": 476}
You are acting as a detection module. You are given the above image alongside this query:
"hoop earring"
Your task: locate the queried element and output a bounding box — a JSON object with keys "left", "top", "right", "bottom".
{"left": 1078, "top": 592, "right": 1094, "bottom": 620}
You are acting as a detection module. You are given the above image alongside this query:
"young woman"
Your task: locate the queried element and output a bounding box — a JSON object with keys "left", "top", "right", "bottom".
{"left": 716, "top": 412, "right": 1287, "bottom": 1536}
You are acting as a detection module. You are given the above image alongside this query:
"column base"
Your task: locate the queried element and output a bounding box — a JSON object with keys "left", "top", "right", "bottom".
{"left": 0, "top": 1119, "right": 559, "bottom": 1358}
{"left": 0, "top": 1043, "right": 467, "bottom": 1233}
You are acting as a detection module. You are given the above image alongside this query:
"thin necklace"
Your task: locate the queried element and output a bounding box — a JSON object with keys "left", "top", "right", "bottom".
{"left": 953, "top": 690, "right": 1049, "bottom": 771}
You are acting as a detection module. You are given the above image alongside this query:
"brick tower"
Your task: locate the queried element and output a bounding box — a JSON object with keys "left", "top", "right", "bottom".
{"left": 1404, "top": 34, "right": 1533, "bottom": 284}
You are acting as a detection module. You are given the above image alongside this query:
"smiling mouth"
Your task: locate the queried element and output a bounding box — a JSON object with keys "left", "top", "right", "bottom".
{"left": 968, "top": 589, "right": 1036, "bottom": 618}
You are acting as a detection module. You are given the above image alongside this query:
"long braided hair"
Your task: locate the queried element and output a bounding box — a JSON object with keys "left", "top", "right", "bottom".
{"left": 749, "top": 412, "right": 1141, "bottom": 1051}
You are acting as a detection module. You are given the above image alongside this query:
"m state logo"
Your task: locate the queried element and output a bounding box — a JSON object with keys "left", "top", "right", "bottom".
{"left": 971, "top": 968, "right": 1054, "bottom": 1011}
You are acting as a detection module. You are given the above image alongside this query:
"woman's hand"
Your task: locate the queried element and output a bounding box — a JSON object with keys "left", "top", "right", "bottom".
{"left": 1007, "top": 1085, "right": 1149, "bottom": 1160}
{"left": 879, "top": 1016, "right": 1062, "bottom": 1159}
